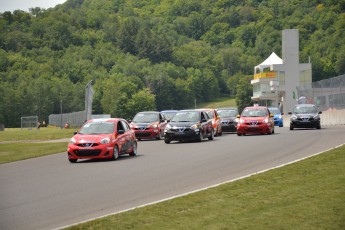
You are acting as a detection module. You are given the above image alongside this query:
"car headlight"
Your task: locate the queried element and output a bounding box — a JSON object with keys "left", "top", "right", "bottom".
{"left": 278, "top": 115, "right": 282, "bottom": 119}
{"left": 69, "top": 137, "right": 76, "bottom": 144}
{"left": 263, "top": 118, "right": 269, "bottom": 123}
{"left": 165, "top": 124, "right": 171, "bottom": 131}
{"left": 239, "top": 118, "right": 245, "bottom": 124}
{"left": 313, "top": 114, "right": 320, "bottom": 119}
{"left": 291, "top": 115, "right": 297, "bottom": 120}
{"left": 190, "top": 123, "right": 200, "bottom": 130}
{"left": 100, "top": 137, "right": 110, "bottom": 144}
{"left": 148, "top": 123, "right": 157, "bottom": 128}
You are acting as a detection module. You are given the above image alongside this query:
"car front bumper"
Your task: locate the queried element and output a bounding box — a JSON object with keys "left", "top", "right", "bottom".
{"left": 67, "top": 144, "right": 114, "bottom": 160}
{"left": 165, "top": 129, "right": 200, "bottom": 141}
{"left": 237, "top": 124, "right": 272, "bottom": 135}
{"left": 290, "top": 120, "right": 320, "bottom": 128}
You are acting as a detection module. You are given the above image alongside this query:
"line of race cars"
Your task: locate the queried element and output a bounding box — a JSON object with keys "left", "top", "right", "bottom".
{"left": 67, "top": 104, "right": 322, "bottom": 163}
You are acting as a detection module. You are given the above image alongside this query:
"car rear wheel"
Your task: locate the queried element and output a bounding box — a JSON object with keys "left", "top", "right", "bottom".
{"left": 112, "top": 145, "right": 119, "bottom": 161}
{"left": 129, "top": 142, "right": 137, "bottom": 156}
{"left": 69, "top": 158, "right": 77, "bottom": 163}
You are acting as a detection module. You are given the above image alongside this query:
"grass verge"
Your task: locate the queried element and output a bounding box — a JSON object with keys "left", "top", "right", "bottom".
{"left": 67, "top": 145, "right": 345, "bottom": 230}
{"left": 197, "top": 97, "right": 236, "bottom": 109}
{"left": 0, "top": 127, "right": 74, "bottom": 141}
{"left": 0, "top": 142, "right": 68, "bottom": 164}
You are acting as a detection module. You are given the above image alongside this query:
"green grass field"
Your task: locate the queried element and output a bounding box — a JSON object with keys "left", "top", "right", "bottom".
{"left": 0, "top": 126, "right": 74, "bottom": 141}
{"left": 0, "top": 127, "right": 72, "bottom": 163}
{"left": 196, "top": 97, "right": 237, "bottom": 109}
{"left": 66, "top": 145, "right": 345, "bottom": 230}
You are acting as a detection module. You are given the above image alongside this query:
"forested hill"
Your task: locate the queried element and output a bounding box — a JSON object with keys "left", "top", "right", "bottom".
{"left": 1, "top": 0, "right": 344, "bottom": 127}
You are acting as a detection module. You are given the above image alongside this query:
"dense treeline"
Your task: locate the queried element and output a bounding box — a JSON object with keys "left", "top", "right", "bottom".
{"left": 0, "top": 0, "right": 344, "bottom": 127}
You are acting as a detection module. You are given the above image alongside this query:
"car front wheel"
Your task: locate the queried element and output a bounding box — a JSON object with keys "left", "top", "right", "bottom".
{"left": 197, "top": 130, "right": 203, "bottom": 142}
{"left": 164, "top": 138, "right": 171, "bottom": 144}
{"left": 69, "top": 158, "right": 77, "bottom": 163}
{"left": 112, "top": 145, "right": 119, "bottom": 160}
{"left": 208, "top": 129, "right": 214, "bottom": 140}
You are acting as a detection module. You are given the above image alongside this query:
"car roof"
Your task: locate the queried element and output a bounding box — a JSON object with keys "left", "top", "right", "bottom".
{"left": 217, "top": 107, "right": 238, "bottom": 110}
{"left": 161, "top": 110, "right": 178, "bottom": 112}
{"left": 179, "top": 109, "right": 201, "bottom": 113}
{"left": 137, "top": 111, "right": 160, "bottom": 114}
{"left": 88, "top": 118, "right": 121, "bottom": 122}
{"left": 294, "top": 104, "right": 316, "bottom": 107}
{"left": 244, "top": 106, "right": 268, "bottom": 110}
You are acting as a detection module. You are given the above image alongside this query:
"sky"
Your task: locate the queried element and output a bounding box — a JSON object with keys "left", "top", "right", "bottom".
{"left": 0, "top": 0, "right": 67, "bottom": 13}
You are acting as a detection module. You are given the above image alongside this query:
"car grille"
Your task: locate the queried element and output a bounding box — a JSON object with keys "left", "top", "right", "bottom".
{"left": 297, "top": 117, "right": 313, "bottom": 122}
{"left": 170, "top": 127, "right": 192, "bottom": 133}
{"left": 135, "top": 132, "right": 151, "bottom": 137}
{"left": 74, "top": 149, "right": 102, "bottom": 156}
{"left": 135, "top": 127, "right": 148, "bottom": 131}
{"left": 77, "top": 143, "right": 99, "bottom": 147}
{"left": 245, "top": 121, "right": 262, "bottom": 125}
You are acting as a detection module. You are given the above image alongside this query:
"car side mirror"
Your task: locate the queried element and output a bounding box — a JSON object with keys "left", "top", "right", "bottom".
{"left": 74, "top": 131, "right": 78, "bottom": 135}
{"left": 117, "top": 130, "right": 125, "bottom": 134}
{"left": 318, "top": 111, "right": 322, "bottom": 114}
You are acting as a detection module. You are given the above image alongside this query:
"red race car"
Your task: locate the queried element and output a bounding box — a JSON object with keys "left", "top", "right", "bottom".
{"left": 237, "top": 105, "right": 274, "bottom": 136}
{"left": 67, "top": 118, "right": 137, "bottom": 163}
{"left": 129, "top": 111, "right": 167, "bottom": 140}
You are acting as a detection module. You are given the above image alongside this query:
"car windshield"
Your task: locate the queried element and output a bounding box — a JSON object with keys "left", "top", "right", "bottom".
{"left": 293, "top": 106, "right": 317, "bottom": 114}
{"left": 241, "top": 109, "right": 268, "bottom": 117}
{"left": 217, "top": 109, "right": 238, "bottom": 117}
{"left": 269, "top": 108, "right": 281, "bottom": 115}
{"left": 171, "top": 111, "right": 200, "bottom": 122}
{"left": 162, "top": 112, "right": 177, "bottom": 120}
{"left": 133, "top": 113, "right": 159, "bottom": 123}
{"left": 206, "top": 111, "right": 214, "bottom": 118}
{"left": 79, "top": 122, "right": 114, "bottom": 134}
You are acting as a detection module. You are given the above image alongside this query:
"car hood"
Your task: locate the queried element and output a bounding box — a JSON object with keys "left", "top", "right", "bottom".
{"left": 73, "top": 134, "right": 112, "bottom": 143}
{"left": 168, "top": 121, "right": 198, "bottom": 127}
{"left": 220, "top": 116, "right": 237, "bottom": 120}
{"left": 241, "top": 116, "right": 267, "bottom": 122}
{"left": 294, "top": 113, "right": 317, "bottom": 118}
{"left": 131, "top": 122, "right": 157, "bottom": 127}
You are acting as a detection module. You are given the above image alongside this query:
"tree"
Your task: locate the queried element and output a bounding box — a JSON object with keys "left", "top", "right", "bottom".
{"left": 126, "top": 88, "right": 156, "bottom": 119}
{"left": 235, "top": 75, "right": 253, "bottom": 113}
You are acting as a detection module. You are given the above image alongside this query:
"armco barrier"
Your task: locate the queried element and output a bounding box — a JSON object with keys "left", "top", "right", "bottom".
{"left": 282, "top": 109, "right": 345, "bottom": 127}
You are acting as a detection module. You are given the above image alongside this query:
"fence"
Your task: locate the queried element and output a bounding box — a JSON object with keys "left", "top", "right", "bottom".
{"left": 48, "top": 111, "right": 111, "bottom": 128}
{"left": 297, "top": 74, "right": 345, "bottom": 111}
{"left": 49, "top": 111, "right": 86, "bottom": 128}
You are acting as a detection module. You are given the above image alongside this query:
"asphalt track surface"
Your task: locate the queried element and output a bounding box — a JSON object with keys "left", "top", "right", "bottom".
{"left": 1, "top": 126, "right": 345, "bottom": 230}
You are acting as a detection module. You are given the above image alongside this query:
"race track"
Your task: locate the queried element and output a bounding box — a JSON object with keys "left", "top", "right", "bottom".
{"left": 1, "top": 126, "right": 345, "bottom": 230}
